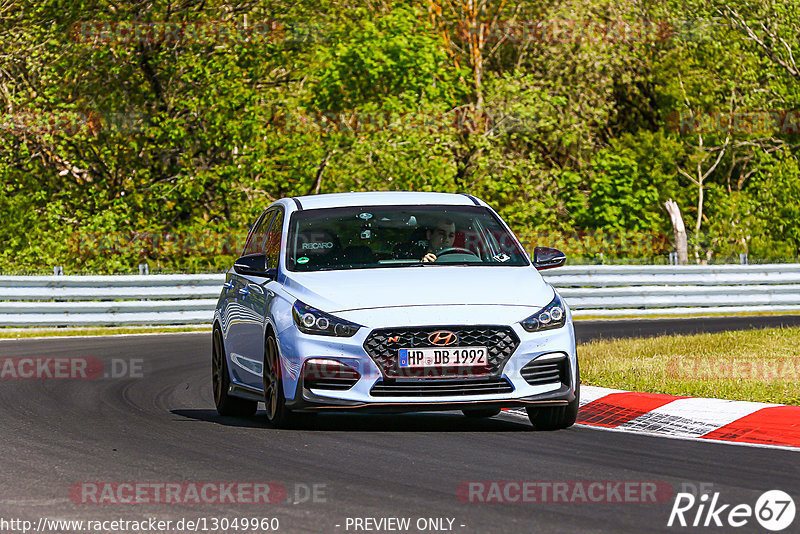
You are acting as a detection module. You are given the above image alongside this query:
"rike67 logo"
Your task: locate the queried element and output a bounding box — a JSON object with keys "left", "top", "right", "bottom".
{"left": 668, "top": 490, "right": 795, "bottom": 531}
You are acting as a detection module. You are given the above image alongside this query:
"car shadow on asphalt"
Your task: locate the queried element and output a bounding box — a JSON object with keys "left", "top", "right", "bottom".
{"left": 171, "top": 409, "right": 533, "bottom": 432}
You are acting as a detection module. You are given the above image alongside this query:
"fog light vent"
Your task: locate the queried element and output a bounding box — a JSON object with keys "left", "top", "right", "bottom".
{"left": 520, "top": 353, "right": 569, "bottom": 386}
{"left": 302, "top": 359, "right": 360, "bottom": 391}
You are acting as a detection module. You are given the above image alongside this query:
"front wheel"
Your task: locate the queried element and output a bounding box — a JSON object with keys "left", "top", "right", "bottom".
{"left": 212, "top": 328, "right": 258, "bottom": 416}
{"left": 263, "top": 332, "right": 296, "bottom": 428}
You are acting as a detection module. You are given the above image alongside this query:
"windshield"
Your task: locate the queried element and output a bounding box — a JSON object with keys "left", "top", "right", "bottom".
{"left": 286, "top": 204, "right": 530, "bottom": 272}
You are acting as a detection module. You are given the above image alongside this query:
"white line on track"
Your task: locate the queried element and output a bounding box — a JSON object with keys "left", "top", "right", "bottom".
{"left": 0, "top": 498, "right": 70, "bottom": 506}
{"left": 0, "top": 330, "right": 210, "bottom": 342}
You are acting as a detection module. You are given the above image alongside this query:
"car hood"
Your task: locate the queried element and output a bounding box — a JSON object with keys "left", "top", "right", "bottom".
{"left": 281, "top": 266, "right": 554, "bottom": 313}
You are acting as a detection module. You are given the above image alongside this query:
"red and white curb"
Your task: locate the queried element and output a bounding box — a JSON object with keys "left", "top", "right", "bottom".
{"left": 509, "top": 386, "right": 800, "bottom": 450}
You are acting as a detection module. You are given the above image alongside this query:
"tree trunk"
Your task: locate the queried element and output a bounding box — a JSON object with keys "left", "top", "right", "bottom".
{"left": 664, "top": 199, "right": 688, "bottom": 265}
{"left": 694, "top": 184, "right": 704, "bottom": 263}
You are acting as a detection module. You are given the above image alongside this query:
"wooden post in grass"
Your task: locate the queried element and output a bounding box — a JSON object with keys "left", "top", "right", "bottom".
{"left": 665, "top": 199, "right": 688, "bottom": 265}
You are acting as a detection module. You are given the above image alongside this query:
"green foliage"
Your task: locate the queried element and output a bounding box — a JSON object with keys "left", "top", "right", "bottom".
{"left": 1, "top": 0, "right": 799, "bottom": 272}
{"left": 310, "top": 7, "right": 458, "bottom": 112}
{"left": 745, "top": 149, "right": 800, "bottom": 257}
{"left": 583, "top": 150, "right": 660, "bottom": 232}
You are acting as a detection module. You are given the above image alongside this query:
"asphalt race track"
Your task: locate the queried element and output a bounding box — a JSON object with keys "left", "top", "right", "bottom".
{"left": 574, "top": 314, "right": 800, "bottom": 343}
{"left": 0, "top": 318, "right": 798, "bottom": 534}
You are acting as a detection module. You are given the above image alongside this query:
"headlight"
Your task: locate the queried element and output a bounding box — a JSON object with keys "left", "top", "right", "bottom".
{"left": 292, "top": 300, "right": 362, "bottom": 337}
{"left": 520, "top": 293, "right": 566, "bottom": 332}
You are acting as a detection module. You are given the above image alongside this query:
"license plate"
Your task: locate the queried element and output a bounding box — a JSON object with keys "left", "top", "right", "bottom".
{"left": 398, "top": 347, "right": 488, "bottom": 368}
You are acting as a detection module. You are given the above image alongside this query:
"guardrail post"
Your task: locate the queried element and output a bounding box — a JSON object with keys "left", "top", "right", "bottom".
{"left": 138, "top": 263, "right": 149, "bottom": 275}
{"left": 53, "top": 266, "right": 63, "bottom": 275}
{"left": 669, "top": 252, "right": 678, "bottom": 265}
{"left": 739, "top": 253, "right": 748, "bottom": 265}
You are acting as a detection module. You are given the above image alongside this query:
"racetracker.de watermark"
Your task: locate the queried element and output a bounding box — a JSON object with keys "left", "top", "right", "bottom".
{"left": 0, "top": 517, "right": 281, "bottom": 533}
{"left": 668, "top": 110, "right": 800, "bottom": 136}
{"left": 70, "top": 482, "right": 327, "bottom": 504}
{"left": 70, "top": 20, "right": 325, "bottom": 45}
{"left": 277, "top": 109, "right": 533, "bottom": 136}
{"left": 666, "top": 356, "right": 800, "bottom": 381}
{"left": 456, "top": 481, "right": 674, "bottom": 503}
{"left": 458, "top": 18, "right": 676, "bottom": 45}
{"left": 440, "top": 17, "right": 722, "bottom": 44}
{"left": 0, "top": 110, "right": 143, "bottom": 136}
{"left": 0, "top": 357, "right": 143, "bottom": 380}
{"left": 67, "top": 231, "right": 245, "bottom": 258}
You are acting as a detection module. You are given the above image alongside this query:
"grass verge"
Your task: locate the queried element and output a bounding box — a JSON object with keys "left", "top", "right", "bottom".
{"left": 574, "top": 310, "right": 800, "bottom": 321}
{"left": 0, "top": 325, "right": 210, "bottom": 339}
{"left": 579, "top": 326, "right": 800, "bottom": 405}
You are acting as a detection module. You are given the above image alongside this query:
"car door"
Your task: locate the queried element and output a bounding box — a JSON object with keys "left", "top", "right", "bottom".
{"left": 236, "top": 208, "right": 284, "bottom": 389}
{"left": 225, "top": 209, "right": 275, "bottom": 387}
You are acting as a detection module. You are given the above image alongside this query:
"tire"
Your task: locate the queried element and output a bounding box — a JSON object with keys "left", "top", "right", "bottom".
{"left": 462, "top": 407, "right": 502, "bottom": 418}
{"left": 212, "top": 328, "right": 258, "bottom": 417}
{"left": 263, "top": 331, "right": 297, "bottom": 428}
{"left": 526, "top": 362, "right": 580, "bottom": 430}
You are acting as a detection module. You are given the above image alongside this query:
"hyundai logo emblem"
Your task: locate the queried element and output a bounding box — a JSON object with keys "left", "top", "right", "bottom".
{"left": 428, "top": 331, "right": 458, "bottom": 346}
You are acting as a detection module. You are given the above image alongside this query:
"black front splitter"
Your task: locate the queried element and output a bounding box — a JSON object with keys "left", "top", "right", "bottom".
{"left": 286, "top": 384, "right": 575, "bottom": 414}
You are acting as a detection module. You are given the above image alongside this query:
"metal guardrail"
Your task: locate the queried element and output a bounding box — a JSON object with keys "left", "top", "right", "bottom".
{"left": 0, "top": 274, "right": 223, "bottom": 326}
{"left": 2, "top": 265, "right": 800, "bottom": 326}
{"left": 547, "top": 265, "right": 800, "bottom": 316}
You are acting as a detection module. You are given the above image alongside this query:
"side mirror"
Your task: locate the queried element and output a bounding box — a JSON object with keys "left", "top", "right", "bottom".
{"left": 234, "top": 254, "right": 276, "bottom": 278}
{"left": 532, "top": 247, "right": 566, "bottom": 270}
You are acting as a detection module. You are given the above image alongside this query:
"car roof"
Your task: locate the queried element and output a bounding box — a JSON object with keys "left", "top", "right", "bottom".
{"left": 289, "top": 191, "right": 485, "bottom": 210}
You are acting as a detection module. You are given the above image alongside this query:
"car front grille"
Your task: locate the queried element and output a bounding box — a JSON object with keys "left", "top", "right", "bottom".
{"left": 520, "top": 353, "right": 569, "bottom": 386}
{"left": 363, "top": 325, "right": 520, "bottom": 378}
{"left": 370, "top": 377, "right": 514, "bottom": 397}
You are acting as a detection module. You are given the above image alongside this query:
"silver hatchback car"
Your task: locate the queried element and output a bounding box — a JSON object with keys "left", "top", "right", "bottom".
{"left": 213, "top": 191, "right": 578, "bottom": 429}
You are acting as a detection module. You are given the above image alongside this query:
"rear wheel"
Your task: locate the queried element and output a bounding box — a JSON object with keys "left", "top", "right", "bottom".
{"left": 526, "top": 362, "right": 580, "bottom": 430}
{"left": 263, "top": 332, "right": 297, "bottom": 428}
{"left": 462, "top": 407, "right": 502, "bottom": 418}
{"left": 212, "top": 328, "right": 257, "bottom": 416}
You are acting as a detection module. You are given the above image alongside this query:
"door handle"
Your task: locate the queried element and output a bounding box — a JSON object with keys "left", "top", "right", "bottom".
{"left": 246, "top": 283, "right": 264, "bottom": 295}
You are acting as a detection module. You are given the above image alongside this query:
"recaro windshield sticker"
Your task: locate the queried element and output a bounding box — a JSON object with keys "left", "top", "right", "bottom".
{"left": 301, "top": 242, "right": 334, "bottom": 250}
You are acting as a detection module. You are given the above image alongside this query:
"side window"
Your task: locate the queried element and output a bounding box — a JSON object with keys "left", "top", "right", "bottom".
{"left": 243, "top": 210, "right": 275, "bottom": 256}
{"left": 264, "top": 210, "right": 284, "bottom": 269}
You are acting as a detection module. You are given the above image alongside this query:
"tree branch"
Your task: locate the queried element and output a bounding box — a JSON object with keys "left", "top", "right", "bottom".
{"left": 307, "top": 149, "right": 335, "bottom": 195}
{"left": 721, "top": 6, "right": 800, "bottom": 79}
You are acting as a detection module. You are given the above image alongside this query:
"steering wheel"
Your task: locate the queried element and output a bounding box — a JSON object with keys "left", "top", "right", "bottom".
{"left": 434, "top": 247, "right": 480, "bottom": 259}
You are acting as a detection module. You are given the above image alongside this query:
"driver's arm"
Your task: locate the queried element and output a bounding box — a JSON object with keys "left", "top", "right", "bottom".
{"left": 422, "top": 252, "right": 437, "bottom": 263}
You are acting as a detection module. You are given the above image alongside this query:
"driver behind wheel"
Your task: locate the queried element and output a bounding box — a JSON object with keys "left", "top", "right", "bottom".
{"left": 421, "top": 218, "right": 456, "bottom": 263}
